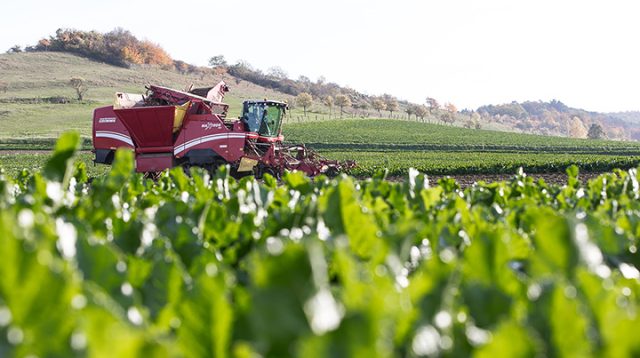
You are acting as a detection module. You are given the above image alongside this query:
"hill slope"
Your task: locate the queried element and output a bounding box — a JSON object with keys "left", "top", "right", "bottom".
{"left": 0, "top": 52, "right": 294, "bottom": 138}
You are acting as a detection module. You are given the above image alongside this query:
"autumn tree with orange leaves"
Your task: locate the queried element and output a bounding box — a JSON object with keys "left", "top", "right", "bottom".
{"left": 30, "top": 28, "right": 174, "bottom": 68}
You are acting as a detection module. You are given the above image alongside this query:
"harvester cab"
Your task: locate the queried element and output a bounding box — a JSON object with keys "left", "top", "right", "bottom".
{"left": 241, "top": 100, "right": 288, "bottom": 138}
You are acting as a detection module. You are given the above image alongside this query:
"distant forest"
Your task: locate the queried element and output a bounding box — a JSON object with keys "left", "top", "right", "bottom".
{"left": 474, "top": 100, "right": 640, "bottom": 140}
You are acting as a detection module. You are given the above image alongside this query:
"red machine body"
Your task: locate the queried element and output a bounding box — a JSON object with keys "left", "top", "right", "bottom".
{"left": 92, "top": 82, "right": 353, "bottom": 177}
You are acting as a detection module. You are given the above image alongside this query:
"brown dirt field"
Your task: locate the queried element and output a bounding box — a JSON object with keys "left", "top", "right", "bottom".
{"left": 426, "top": 172, "right": 604, "bottom": 187}
{"left": 0, "top": 149, "right": 613, "bottom": 187}
{"left": 379, "top": 172, "right": 607, "bottom": 187}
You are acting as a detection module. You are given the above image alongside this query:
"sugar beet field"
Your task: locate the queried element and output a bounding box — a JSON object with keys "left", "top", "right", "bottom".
{"left": 0, "top": 132, "right": 639, "bottom": 357}
{"left": 3, "top": 105, "right": 640, "bottom": 357}
{"left": 4, "top": 119, "right": 640, "bottom": 179}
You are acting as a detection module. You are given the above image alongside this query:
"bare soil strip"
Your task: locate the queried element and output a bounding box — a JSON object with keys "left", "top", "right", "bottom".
{"left": 426, "top": 172, "right": 604, "bottom": 187}
{"left": 0, "top": 149, "right": 615, "bottom": 186}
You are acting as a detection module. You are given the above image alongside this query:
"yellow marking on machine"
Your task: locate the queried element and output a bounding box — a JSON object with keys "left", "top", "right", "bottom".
{"left": 238, "top": 157, "right": 258, "bottom": 172}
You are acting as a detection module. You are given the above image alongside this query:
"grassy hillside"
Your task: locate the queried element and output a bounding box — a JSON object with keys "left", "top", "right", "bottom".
{"left": 0, "top": 52, "right": 294, "bottom": 138}
{"left": 0, "top": 52, "right": 544, "bottom": 141}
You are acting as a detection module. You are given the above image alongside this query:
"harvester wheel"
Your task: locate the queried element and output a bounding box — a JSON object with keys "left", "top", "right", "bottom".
{"left": 203, "top": 161, "right": 225, "bottom": 177}
{"left": 181, "top": 164, "right": 192, "bottom": 176}
{"left": 253, "top": 164, "right": 279, "bottom": 180}
{"left": 261, "top": 167, "right": 281, "bottom": 181}
{"left": 325, "top": 166, "right": 340, "bottom": 177}
{"left": 143, "top": 171, "right": 162, "bottom": 181}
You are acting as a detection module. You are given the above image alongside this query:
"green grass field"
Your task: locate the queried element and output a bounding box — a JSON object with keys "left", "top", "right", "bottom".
{"left": 284, "top": 119, "right": 640, "bottom": 152}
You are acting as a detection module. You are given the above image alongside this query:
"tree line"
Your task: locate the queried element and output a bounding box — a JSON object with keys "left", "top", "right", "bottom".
{"left": 476, "top": 100, "right": 613, "bottom": 139}
{"left": 291, "top": 89, "right": 466, "bottom": 126}
{"left": 208, "top": 55, "right": 468, "bottom": 124}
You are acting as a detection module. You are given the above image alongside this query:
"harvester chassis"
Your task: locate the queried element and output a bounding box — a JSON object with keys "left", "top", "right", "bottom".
{"left": 91, "top": 82, "right": 354, "bottom": 179}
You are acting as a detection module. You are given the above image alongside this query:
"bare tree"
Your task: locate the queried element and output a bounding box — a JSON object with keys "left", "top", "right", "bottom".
{"left": 334, "top": 94, "right": 351, "bottom": 118}
{"left": 323, "top": 96, "right": 334, "bottom": 118}
{"left": 405, "top": 105, "right": 415, "bottom": 120}
{"left": 296, "top": 92, "right": 313, "bottom": 116}
{"left": 298, "top": 75, "right": 311, "bottom": 92}
{"left": 372, "top": 98, "right": 386, "bottom": 117}
{"left": 445, "top": 102, "right": 457, "bottom": 115}
{"left": 471, "top": 112, "right": 482, "bottom": 129}
{"left": 385, "top": 96, "right": 399, "bottom": 117}
{"left": 441, "top": 102, "right": 457, "bottom": 125}
{"left": 69, "top": 77, "right": 88, "bottom": 101}
{"left": 267, "top": 66, "right": 288, "bottom": 79}
{"left": 355, "top": 100, "right": 370, "bottom": 117}
{"left": 426, "top": 97, "right": 440, "bottom": 114}
{"left": 440, "top": 112, "right": 453, "bottom": 125}
{"left": 6, "top": 45, "right": 22, "bottom": 53}
{"left": 415, "top": 105, "right": 428, "bottom": 121}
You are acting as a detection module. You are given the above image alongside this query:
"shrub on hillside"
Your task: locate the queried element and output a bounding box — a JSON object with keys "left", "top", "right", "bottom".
{"left": 28, "top": 28, "right": 174, "bottom": 69}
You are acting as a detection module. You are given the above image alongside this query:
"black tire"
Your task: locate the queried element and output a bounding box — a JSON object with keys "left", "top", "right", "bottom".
{"left": 325, "top": 166, "right": 340, "bottom": 177}
{"left": 262, "top": 167, "right": 282, "bottom": 180}
{"left": 181, "top": 163, "right": 192, "bottom": 176}
{"left": 143, "top": 171, "right": 162, "bottom": 181}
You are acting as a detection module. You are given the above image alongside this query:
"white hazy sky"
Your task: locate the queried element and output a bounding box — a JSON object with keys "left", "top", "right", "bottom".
{"left": 2, "top": 0, "right": 640, "bottom": 112}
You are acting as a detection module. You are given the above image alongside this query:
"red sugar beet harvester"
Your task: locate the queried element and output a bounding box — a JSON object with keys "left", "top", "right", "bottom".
{"left": 92, "top": 82, "right": 354, "bottom": 178}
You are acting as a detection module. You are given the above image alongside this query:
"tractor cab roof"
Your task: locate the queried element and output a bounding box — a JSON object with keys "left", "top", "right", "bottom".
{"left": 243, "top": 100, "right": 288, "bottom": 109}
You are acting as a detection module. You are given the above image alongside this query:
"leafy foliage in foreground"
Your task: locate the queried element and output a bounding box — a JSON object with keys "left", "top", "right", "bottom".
{"left": 1, "top": 133, "right": 640, "bottom": 357}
